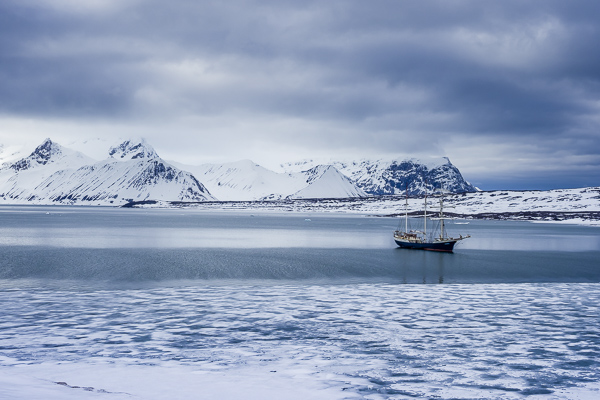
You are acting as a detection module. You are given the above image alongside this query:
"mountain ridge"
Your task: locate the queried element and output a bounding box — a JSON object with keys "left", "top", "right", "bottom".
{"left": 0, "top": 137, "right": 477, "bottom": 205}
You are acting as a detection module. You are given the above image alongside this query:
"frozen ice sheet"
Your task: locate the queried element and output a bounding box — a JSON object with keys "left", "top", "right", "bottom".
{"left": 1, "top": 283, "right": 599, "bottom": 399}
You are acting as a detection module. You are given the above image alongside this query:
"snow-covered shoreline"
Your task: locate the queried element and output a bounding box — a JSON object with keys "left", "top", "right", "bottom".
{"left": 123, "top": 186, "right": 600, "bottom": 225}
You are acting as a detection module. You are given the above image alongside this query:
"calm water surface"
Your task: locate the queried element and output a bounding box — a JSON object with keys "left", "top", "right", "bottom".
{"left": 0, "top": 206, "right": 599, "bottom": 399}
{"left": 0, "top": 205, "right": 598, "bottom": 283}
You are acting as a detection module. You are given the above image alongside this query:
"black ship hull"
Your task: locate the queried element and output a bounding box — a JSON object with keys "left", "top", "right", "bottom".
{"left": 394, "top": 238, "right": 457, "bottom": 252}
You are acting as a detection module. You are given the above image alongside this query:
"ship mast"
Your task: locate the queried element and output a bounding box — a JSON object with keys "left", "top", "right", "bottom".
{"left": 404, "top": 189, "right": 408, "bottom": 233}
{"left": 423, "top": 192, "right": 427, "bottom": 239}
{"left": 439, "top": 194, "right": 445, "bottom": 240}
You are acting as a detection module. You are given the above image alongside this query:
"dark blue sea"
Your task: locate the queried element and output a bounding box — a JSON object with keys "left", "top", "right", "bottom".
{"left": 1, "top": 206, "right": 599, "bottom": 399}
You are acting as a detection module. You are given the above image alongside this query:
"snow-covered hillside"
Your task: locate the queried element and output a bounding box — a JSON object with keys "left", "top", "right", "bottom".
{"left": 176, "top": 160, "right": 305, "bottom": 201}
{"left": 174, "top": 161, "right": 366, "bottom": 201}
{"left": 282, "top": 157, "right": 476, "bottom": 195}
{"left": 0, "top": 143, "right": 25, "bottom": 166}
{"left": 0, "top": 139, "right": 215, "bottom": 205}
{"left": 29, "top": 158, "right": 215, "bottom": 205}
{"left": 438, "top": 188, "right": 600, "bottom": 215}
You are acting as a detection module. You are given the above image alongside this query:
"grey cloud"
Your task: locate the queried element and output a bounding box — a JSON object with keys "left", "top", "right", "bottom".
{"left": 0, "top": 0, "right": 599, "bottom": 189}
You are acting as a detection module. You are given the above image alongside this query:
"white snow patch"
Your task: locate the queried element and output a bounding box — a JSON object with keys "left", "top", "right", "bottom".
{"left": 0, "top": 362, "right": 362, "bottom": 400}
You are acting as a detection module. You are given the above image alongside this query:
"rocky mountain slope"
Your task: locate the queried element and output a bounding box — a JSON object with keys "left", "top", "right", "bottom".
{"left": 282, "top": 157, "right": 476, "bottom": 195}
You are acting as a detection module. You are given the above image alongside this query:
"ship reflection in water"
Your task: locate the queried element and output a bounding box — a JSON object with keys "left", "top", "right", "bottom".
{"left": 396, "top": 250, "right": 447, "bottom": 284}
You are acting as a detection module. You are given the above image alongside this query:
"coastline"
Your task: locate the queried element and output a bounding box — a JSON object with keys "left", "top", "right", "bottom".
{"left": 120, "top": 195, "right": 600, "bottom": 226}
{"left": 1, "top": 186, "right": 599, "bottom": 226}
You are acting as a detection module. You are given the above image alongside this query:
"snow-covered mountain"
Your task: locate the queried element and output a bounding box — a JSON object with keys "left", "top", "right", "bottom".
{"left": 176, "top": 160, "right": 304, "bottom": 201}
{"left": 0, "top": 139, "right": 215, "bottom": 205}
{"left": 0, "top": 138, "right": 476, "bottom": 205}
{"left": 282, "top": 157, "right": 476, "bottom": 195}
{"left": 0, "top": 139, "right": 96, "bottom": 203}
{"left": 8, "top": 138, "right": 94, "bottom": 173}
{"left": 290, "top": 165, "right": 366, "bottom": 199}
{"left": 175, "top": 160, "right": 366, "bottom": 201}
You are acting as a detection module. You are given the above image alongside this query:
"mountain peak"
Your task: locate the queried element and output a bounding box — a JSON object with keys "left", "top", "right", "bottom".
{"left": 388, "top": 157, "right": 450, "bottom": 171}
{"left": 32, "top": 138, "right": 59, "bottom": 160}
{"left": 9, "top": 138, "right": 65, "bottom": 171}
{"left": 303, "top": 165, "right": 335, "bottom": 184}
{"left": 291, "top": 164, "right": 367, "bottom": 199}
{"left": 109, "top": 138, "right": 159, "bottom": 160}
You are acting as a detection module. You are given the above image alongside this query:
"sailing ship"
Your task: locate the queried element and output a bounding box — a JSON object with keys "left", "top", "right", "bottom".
{"left": 393, "top": 190, "right": 470, "bottom": 252}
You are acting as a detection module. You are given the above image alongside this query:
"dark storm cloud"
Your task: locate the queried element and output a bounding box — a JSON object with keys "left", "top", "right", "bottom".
{"left": 0, "top": 2, "right": 138, "bottom": 116}
{"left": 0, "top": 0, "right": 599, "bottom": 189}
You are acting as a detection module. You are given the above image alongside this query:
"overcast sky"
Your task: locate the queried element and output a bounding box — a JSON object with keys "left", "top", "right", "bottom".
{"left": 1, "top": 0, "right": 599, "bottom": 190}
